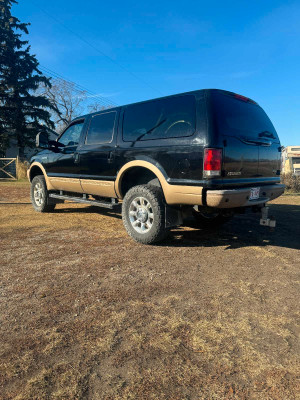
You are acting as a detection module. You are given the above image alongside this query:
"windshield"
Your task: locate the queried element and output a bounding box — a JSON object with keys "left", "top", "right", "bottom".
{"left": 212, "top": 92, "right": 279, "bottom": 141}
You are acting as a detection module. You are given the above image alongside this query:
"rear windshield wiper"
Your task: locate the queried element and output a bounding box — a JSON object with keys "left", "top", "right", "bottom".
{"left": 258, "top": 131, "right": 276, "bottom": 139}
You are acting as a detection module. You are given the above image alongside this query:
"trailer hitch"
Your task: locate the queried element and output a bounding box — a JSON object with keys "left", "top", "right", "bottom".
{"left": 260, "top": 206, "right": 276, "bottom": 228}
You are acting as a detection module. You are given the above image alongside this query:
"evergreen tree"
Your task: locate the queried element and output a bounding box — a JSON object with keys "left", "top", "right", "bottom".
{"left": 0, "top": 0, "right": 55, "bottom": 157}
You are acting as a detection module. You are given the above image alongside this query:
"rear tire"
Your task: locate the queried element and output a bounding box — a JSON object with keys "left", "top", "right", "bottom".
{"left": 30, "top": 175, "right": 56, "bottom": 213}
{"left": 192, "top": 208, "right": 232, "bottom": 228}
{"left": 122, "top": 185, "right": 167, "bottom": 244}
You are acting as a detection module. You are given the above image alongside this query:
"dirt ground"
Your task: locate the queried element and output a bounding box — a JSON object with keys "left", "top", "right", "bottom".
{"left": 0, "top": 181, "right": 299, "bottom": 400}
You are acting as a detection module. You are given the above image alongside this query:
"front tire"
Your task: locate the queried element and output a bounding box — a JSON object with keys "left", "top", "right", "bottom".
{"left": 30, "top": 175, "right": 56, "bottom": 213}
{"left": 122, "top": 185, "right": 167, "bottom": 244}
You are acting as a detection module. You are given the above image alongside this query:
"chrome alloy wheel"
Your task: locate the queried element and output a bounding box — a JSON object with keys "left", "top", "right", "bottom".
{"left": 129, "top": 196, "right": 154, "bottom": 234}
{"left": 33, "top": 182, "right": 44, "bottom": 206}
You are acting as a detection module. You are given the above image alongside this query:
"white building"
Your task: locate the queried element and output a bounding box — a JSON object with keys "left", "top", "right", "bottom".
{"left": 281, "top": 146, "right": 300, "bottom": 176}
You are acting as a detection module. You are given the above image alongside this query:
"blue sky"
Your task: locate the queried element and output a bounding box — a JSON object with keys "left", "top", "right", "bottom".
{"left": 14, "top": 0, "right": 300, "bottom": 146}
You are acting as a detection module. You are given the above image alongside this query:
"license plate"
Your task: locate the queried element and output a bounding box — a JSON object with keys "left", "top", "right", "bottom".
{"left": 249, "top": 187, "right": 260, "bottom": 200}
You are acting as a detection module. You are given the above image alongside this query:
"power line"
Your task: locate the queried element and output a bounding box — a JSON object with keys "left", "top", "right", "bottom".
{"left": 39, "top": 65, "right": 117, "bottom": 106}
{"left": 40, "top": 65, "right": 108, "bottom": 99}
{"left": 39, "top": 65, "right": 118, "bottom": 108}
{"left": 39, "top": 66, "right": 117, "bottom": 106}
{"left": 29, "top": 0, "right": 164, "bottom": 96}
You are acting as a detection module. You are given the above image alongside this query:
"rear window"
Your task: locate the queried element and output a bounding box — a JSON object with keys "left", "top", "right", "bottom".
{"left": 212, "top": 93, "right": 279, "bottom": 140}
{"left": 85, "top": 112, "right": 116, "bottom": 145}
{"left": 123, "top": 95, "right": 196, "bottom": 142}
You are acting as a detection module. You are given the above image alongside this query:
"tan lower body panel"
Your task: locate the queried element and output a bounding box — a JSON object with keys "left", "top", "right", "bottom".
{"left": 48, "top": 176, "right": 203, "bottom": 205}
{"left": 47, "top": 177, "right": 116, "bottom": 197}
{"left": 48, "top": 177, "right": 84, "bottom": 193}
{"left": 164, "top": 184, "right": 203, "bottom": 205}
{"left": 80, "top": 179, "right": 116, "bottom": 198}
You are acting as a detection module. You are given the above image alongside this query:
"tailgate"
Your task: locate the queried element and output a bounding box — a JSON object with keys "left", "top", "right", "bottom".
{"left": 211, "top": 91, "right": 281, "bottom": 183}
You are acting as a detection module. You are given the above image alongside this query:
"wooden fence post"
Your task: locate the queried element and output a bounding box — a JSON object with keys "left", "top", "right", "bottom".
{"left": 16, "top": 156, "right": 19, "bottom": 180}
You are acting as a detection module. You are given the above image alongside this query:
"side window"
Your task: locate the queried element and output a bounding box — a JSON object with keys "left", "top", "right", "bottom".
{"left": 59, "top": 121, "right": 84, "bottom": 146}
{"left": 85, "top": 112, "right": 116, "bottom": 145}
{"left": 123, "top": 95, "right": 196, "bottom": 142}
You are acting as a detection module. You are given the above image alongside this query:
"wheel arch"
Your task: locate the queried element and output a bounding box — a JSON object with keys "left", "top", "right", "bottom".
{"left": 28, "top": 162, "right": 55, "bottom": 190}
{"left": 115, "top": 160, "right": 168, "bottom": 199}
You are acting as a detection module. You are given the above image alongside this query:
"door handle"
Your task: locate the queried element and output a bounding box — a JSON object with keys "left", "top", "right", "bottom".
{"left": 73, "top": 152, "right": 80, "bottom": 163}
{"left": 108, "top": 151, "right": 114, "bottom": 164}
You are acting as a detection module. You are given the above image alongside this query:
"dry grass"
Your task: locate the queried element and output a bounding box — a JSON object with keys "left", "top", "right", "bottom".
{"left": 0, "top": 181, "right": 299, "bottom": 399}
{"left": 281, "top": 173, "right": 300, "bottom": 193}
{"left": 16, "top": 159, "right": 29, "bottom": 180}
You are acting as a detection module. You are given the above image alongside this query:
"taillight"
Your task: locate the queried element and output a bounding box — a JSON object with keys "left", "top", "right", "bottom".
{"left": 203, "top": 148, "right": 222, "bottom": 177}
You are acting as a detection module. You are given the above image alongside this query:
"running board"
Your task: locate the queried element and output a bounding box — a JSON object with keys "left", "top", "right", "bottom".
{"left": 49, "top": 193, "right": 119, "bottom": 209}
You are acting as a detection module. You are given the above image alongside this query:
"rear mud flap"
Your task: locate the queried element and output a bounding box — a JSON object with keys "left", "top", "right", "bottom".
{"left": 165, "top": 206, "right": 183, "bottom": 228}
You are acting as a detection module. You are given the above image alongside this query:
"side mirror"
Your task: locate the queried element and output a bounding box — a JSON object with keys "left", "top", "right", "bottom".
{"left": 36, "top": 131, "right": 49, "bottom": 149}
{"left": 49, "top": 140, "right": 65, "bottom": 148}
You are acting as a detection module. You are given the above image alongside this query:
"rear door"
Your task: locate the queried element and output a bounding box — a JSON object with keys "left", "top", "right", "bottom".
{"left": 211, "top": 91, "right": 281, "bottom": 183}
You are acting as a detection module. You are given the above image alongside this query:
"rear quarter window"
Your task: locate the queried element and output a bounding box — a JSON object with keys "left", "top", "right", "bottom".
{"left": 85, "top": 112, "right": 116, "bottom": 145}
{"left": 123, "top": 95, "right": 196, "bottom": 142}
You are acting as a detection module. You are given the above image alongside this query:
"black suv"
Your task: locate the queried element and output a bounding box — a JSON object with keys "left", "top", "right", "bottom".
{"left": 28, "top": 89, "right": 284, "bottom": 244}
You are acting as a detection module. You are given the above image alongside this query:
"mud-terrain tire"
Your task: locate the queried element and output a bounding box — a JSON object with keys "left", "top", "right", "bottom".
{"left": 192, "top": 209, "right": 232, "bottom": 228}
{"left": 122, "top": 185, "right": 167, "bottom": 244}
{"left": 30, "top": 175, "right": 56, "bottom": 213}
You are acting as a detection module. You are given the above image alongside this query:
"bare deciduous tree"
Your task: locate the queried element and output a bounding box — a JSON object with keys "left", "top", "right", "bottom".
{"left": 39, "top": 78, "right": 113, "bottom": 133}
{"left": 38, "top": 78, "right": 87, "bottom": 133}
{"left": 87, "top": 102, "right": 112, "bottom": 114}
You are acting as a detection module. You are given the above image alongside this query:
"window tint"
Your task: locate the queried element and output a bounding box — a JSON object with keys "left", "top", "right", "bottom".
{"left": 59, "top": 121, "right": 84, "bottom": 146}
{"left": 212, "top": 93, "right": 279, "bottom": 140}
{"left": 123, "top": 95, "right": 196, "bottom": 142}
{"left": 86, "top": 112, "right": 116, "bottom": 145}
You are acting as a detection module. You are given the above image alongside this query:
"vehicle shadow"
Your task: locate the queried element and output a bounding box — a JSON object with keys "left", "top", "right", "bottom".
{"left": 52, "top": 205, "right": 122, "bottom": 220}
{"left": 163, "top": 204, "right": 300, "bottom": 251}
{"left": 0, "top": 202, "right": 31, "bottom": 205}
{"left": 53, "top": 202, "right": 300, "bottom": 251}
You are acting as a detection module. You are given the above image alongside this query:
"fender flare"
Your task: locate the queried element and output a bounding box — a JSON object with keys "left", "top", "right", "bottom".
{"left": 115, "top": 160, "right": 168, "bottom": 199}
{"left": 115, "top": 160, "right": 203, "bottom": 205}
{"left": 28, "top": 162, "right": 56, "bottom": 191}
